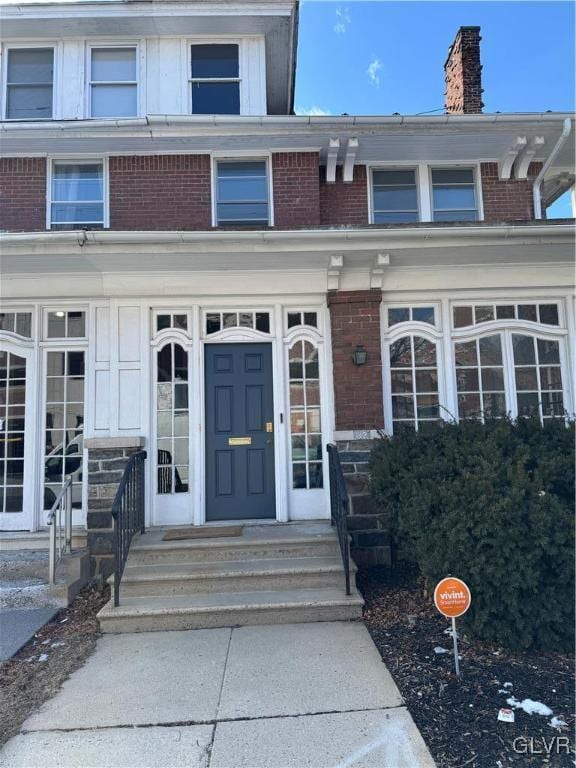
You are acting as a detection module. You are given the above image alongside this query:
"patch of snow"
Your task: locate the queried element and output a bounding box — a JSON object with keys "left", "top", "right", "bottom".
{"left": 549, "top": 717, "right": 568, "bottom": 730}
{"left": 498, "top": 689, "right": 510, "bottom": 694}
{"left": 434, "top": 646, "right": 449, "bottom": 654}
{"left": 506, "top": 697, "right": 553, "bottom": 716}
{"left": 37, "top": 653, "right": 49, "bottom": 662}
{"left": 51, "top": 641, "right": 65, "bottom": 648}
{"left": 503, "top": 682, "right": 513, "bottom": 688}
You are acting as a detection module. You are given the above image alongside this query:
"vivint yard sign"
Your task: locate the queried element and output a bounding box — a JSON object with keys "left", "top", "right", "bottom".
{"left": 434, "top": 577, "right": 471, "bottom": 678}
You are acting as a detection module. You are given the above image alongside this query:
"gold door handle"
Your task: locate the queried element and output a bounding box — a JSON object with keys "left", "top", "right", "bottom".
{"left": 265, "top": 422, "right": 273, "bottom": 433}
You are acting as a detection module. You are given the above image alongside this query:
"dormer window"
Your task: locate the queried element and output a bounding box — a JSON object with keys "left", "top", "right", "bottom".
{"left": 5, "top": 47, "right": 54, "bottom": 119}
{"left": 89, "top": 47, "right": 137, "bottom": 118}
{"left": 190, "top": 44, "right": 240, "bottom": 115}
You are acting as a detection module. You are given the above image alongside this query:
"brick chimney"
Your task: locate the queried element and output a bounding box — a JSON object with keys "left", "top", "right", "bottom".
{"left": 444, "top": 26, "right": 484, "bottom": 114}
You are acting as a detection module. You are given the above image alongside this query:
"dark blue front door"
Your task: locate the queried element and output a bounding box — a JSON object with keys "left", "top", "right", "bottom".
{"left": 205, "top": 343, "right": 275, "bottom": 520}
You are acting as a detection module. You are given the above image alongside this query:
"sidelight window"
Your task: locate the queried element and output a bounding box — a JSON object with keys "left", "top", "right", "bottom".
{"left": 44, "top": 350, "right": 85, "bottom": 511}
{"left": 156, "top": 343, "right": 190, "bottom": 494}
{"left": 0, "top": 352, "right": 27, "bottom": 513}
{"left": 288, "top": 340, "right": 323, "bottom": 489}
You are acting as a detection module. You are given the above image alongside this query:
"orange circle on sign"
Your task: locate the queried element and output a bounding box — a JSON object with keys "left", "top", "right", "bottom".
{"left": 434, "top": 577, "right": 471, "bottom": 618}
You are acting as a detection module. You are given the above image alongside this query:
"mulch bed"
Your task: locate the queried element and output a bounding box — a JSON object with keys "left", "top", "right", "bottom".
{"left": 358, "top": 566, "right": 575, "bottom": 768}
{"left": 0, "top": 583, "right": 109, "bottom": 747}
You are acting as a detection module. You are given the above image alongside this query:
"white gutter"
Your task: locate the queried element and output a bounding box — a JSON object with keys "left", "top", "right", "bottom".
{"left": 0, "top": 223, "right": 573, "bottom": 248}
{"left": 533, "top": 118, "right": 572, "bottom": 219}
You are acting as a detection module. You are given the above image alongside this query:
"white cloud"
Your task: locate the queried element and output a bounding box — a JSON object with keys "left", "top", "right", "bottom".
{"left": 294, "top": 106, "right": 332, "bottom": 116}
{"left": 366, "top": 57, "right": 382, "bottom": 88}
{"left": 333, "top": 6, "right": 351, "bottom": 34}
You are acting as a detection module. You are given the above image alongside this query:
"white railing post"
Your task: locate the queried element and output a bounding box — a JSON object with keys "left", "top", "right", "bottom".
{"left": 65, "top": 481, "right": 72, "bottom": 553}
{"left": 49, "top": 511, "right": 56, "bottom": 585}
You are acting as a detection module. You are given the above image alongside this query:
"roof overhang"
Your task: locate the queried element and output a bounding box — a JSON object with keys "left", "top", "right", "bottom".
{"left": 1, "top": 113, "right": 573, "bottom": 194}
{"left": 1, "top": 223, "right": 573, "bottom": 283}
{"left": 0, "top": 0, "right": 299, "bottom": 114}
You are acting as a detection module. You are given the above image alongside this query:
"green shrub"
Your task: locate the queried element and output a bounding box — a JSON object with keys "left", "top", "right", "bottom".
{"left": 369, "top": 418, "right": 575, "bottom": 652}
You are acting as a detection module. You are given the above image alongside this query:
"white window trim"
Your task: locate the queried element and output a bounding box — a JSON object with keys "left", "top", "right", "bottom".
{"left": 382, "top": 297, "right": 572, "bottom": 433}
{"left": 382, "top": 323, "right": 446, "bottom": 433}
{"left": 85, "top": 41, "right": 142, "bottom": 119}
{"left": 368, "top": 165, "right": 421, "bottom": 226}
{"left": 41, "top": 307, "right": 89, "bottom": 342}
{"left": 451, "top": 327, "right": 570, "bottom": 424}
{"left": 185, "top": 38, "right": 244, "bottom": 116}
{"left": 46, "top": 157, "right": 109, "bottom": 230}
{"left": 210, "top": 153, "right": 274, "bottom": 228}
{"left": 429, "top": 163, "right": 484, "bottom": 223}
{"left": 2, "top": 42, "right": 58, "bottom": 121}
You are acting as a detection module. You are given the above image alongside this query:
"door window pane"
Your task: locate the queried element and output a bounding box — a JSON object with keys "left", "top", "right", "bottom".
{"left": 156, "top": 344, "right": 190, "bottom": 494}
{"left": 6, "top": 48, "right": 53, "bottom": 119}
{"left": 289, "top": 340, "right": 323, "bottom": 488}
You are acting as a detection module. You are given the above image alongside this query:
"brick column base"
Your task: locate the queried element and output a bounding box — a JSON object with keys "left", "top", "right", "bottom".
{"left": 85, "top": 437, "right": 146, "bottom": 581}
{"left": 337, "top": 438, "right": 392, "bottom": 568}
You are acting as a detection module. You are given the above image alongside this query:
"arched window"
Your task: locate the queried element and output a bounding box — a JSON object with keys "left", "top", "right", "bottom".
{"left": 389, "top": 335, "right": 440, "bottom": 431}
{"left": 288, "top": 339, "right": 323, "bottom": 489}
{"left": 156, "top": 342, "right": 189, "bottom": 494}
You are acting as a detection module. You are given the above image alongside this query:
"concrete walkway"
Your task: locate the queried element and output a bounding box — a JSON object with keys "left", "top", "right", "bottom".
{"left": 0, "top": 622, "right": 435, "bottom": 768}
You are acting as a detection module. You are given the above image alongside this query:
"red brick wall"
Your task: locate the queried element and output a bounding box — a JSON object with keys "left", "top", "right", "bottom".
{"left": 272, "top": 152, "right": 320, "bottom": 227}
{"left": 0, "top": 158, "right": 47, "bottom": 231}
{"left": 328, "top": 290, "right": 384, "bottom": 431}
{"left": 444, "top": 27, "right": 483, "bottom": 114}
{"left": 109, "top": 155, "right": 212, "bottom": 230}
{"left": 481, "top": 162, "right": 543, "bottom": 222}
{"left": 320, "top": 165, "right": 368, "bottom": 226}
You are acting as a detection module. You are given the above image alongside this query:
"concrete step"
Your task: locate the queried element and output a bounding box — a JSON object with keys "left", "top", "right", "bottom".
{"left": 0, "top": 530, "right": 87, "bottom": 552}
{"left": 128, "top": 534, "right": 340, "bottom": 565}
{"left": 98, "top": 588, "right": 364, "bottom": 633}
{"left": 119, "top": 556, "right": 353, "bottom": 597}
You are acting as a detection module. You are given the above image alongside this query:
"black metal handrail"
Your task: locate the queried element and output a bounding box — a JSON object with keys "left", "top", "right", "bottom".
{"left": 111, "top": 450, "right": 147, "bottom": 607}
{"left": 327, "top": 443, "right": 351, "bottom": 595}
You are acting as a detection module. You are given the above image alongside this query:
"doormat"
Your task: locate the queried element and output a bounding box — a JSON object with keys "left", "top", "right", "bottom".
{"left": 162, "top": 525, "right": 244, "bottom": 541}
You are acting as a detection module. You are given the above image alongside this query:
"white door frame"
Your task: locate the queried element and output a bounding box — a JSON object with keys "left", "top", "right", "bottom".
{"left": 0, "top": 340, "right": 38, "bottom": 531}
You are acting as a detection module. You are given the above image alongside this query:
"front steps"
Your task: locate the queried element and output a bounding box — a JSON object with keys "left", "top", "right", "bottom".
{"left": 98, "top": 522, "right": 363, "bottom": 633}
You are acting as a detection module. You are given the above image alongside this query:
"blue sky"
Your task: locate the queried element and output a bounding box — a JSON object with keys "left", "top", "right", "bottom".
{"left": 294, "top": 1, "right": 575, "bottom": 216}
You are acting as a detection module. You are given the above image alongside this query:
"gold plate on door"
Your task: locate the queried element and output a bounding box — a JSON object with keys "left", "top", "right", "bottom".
{"left": 265, "top": 422, "right": 273, "bottom": 433}
{"left": 228, "top": 437, "right": 252, "bottom": 446}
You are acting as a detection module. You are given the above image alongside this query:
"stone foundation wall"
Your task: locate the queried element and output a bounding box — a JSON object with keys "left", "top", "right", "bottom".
{"left": 85, "top": 437, "right": 145, "bottom": 581}
{"left": 337, "top": 439, "right": 393, "bottom": 568}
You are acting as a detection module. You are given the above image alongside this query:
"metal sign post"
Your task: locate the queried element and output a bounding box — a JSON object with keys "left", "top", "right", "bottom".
{"left": 434, "top": 577, "right": 471, "bottom": 680}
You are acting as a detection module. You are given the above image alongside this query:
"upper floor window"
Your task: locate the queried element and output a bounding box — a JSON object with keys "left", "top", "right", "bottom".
{"left": 50, "top": 162, "right": 105, "bottom": 230}
{"left": 372, "top": 169, "right": 419, "bottom": 224}
{"left": 5, "top": 48, "right": 54, "bottom": 119}
{"left": 190, "top": 44, "right": 240, "bottom": 115}
{"left": 431, "top": 168, "right": 478, "bottom": 222}
{"left": 90, "top": 47, "right": 137, "bottom": 118}
{"left": 215, "top": 160, "right": 269, "bottom": 226}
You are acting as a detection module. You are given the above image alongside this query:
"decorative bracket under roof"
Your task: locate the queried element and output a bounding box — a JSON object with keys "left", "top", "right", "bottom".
{"left": 327, "top": 253, "right": 344, "bottom": 290}
{"left": 343, "top": 138, "right": 359, "bottom": 183}
{"left": 515, "top": 136, "right": 545, "bottom": 179}
{"left": 498, "top": 136, "right": 527, "bottom": 179}
{"left": 326, "top": 138, "right": 340, "bottom": 184}
{"left": 370, "top": 252, "right": 390, "bottom": 289}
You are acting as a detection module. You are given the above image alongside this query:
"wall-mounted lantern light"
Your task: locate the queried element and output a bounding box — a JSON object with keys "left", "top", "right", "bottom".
{"left": 353, "top": 345, "right": 367, "bottom": 366}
